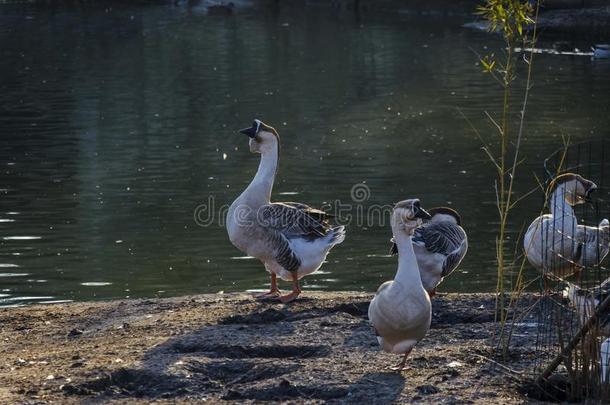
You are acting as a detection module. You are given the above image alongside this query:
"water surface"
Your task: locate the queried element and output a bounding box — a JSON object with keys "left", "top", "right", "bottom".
{"left": 1, "top": 4, "right": 609, "bottom": 306}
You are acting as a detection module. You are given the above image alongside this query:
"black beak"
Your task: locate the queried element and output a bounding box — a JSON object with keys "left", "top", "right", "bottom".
{"left": 415, "top": 206, "right": 432, "bottom": 220}
{"left": 412, "top": 200, "right": 432, "bottom": 220}
{"left": 239, "top": 120, "right": 261, "bottom": 138}
{"left": 585, "top": 184, "right": 597, "bottom": 202}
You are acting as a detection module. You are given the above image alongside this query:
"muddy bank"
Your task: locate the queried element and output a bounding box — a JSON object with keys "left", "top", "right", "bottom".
{"left": 0, "top": 292, "right": 547, "bottom": 403}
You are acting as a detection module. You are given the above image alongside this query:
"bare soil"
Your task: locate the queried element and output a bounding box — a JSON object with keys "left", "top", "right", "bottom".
{"left": 0, "top": 292, "right": 548, "bottom": 404}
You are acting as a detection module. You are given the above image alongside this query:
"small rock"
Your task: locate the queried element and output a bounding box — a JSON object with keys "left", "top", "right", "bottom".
{"left": 279, "top": 379, "right": 291, "bottom": 388}
{"left": 67, "top": 328, "right": 83, "bottom": 337}
{"left": 417, "top": 384, "right": 440, "bottom": 395}
{"left": 70, "top": 361, "right": 84, "bottom": 368}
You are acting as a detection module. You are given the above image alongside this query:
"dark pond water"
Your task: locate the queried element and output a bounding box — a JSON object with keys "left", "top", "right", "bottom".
{"left": 1, "top": 3, "right": 609, "bottom": 306}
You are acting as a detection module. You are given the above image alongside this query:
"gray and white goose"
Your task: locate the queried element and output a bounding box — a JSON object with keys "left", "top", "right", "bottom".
{"left": 390, "top": 207, "right": 468, "bottom": 297}
{"left": 523, "top": 173, "right": 599, "bottom": 281}
{"left": 369, "top": 199, "right": 433, "bottom": 371}
{"left": 226, "top": 119, "right": 345, "bottom": 303}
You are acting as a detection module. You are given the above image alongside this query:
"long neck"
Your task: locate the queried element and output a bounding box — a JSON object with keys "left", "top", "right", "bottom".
{"left": 393, "top": 229, "right": 423, "bottom": 287}
{"left": 242, "top": 144, "right": 278, "bottom": 206}
{"left": 550, "top": 185, "right": 575, "bottom": 220}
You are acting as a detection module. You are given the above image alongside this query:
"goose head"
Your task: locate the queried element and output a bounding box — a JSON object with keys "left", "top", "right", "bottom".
{"left": 427, "top": 207, "right": 462, "bottom": 226}
{"left": 239, "top": 119, "right": 280, "bottom": 154}
{"left": 548, "top": 173, "right": 597, "bottom": 206}
{"left": 392, "top": 199, "right": 432, "bottom": 235}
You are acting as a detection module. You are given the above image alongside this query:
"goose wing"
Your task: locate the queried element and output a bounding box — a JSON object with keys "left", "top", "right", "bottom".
{"left": 574, "top": 223, "right": 610, "bottom": 266}
{"left": 412, "top": 222, "right": 468, "bottom": 277}
{"left": 280, "top": 201, "right": 333, "bottom": 224}
{"left": 259, "top": 202, "right": 332, "bottom": 240}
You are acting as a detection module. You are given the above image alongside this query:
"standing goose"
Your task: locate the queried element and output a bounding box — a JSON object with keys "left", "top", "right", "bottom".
{"left": 369, "top": 199, "right": 432, "bottom": 371}
{"left": 226, "top": 119, "right": 345, "bottom": 303}
{"left": 523, "top": 173, "right": 597, "bottom": 280}
{"left": 389, "top": 207, "right": 468, "bottom": 297}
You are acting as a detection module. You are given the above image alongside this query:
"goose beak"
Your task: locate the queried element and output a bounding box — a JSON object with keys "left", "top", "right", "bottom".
{"left": 585, "top": 182, "right": 598, "bottom": 202}
{"left": 412, "top": 200, "right": 432, "bottom": 220}
{"left": 239, "top": 126, "right": 257, "bottom": 138}
{"left": 414, "top": 206, "right": 432, "bottom": 220}
{"left": 239, "top": 119, "right": 261, "bottom": 138}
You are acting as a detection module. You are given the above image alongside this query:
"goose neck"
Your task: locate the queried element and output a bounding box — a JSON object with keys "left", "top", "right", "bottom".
{"left": 550, "top": 185, "right": 575, "bottom": 220}
{"left": 243, "top": 144, "right": 278, "bottom": 206}
{"left": 393, "top": 232, "right": 424, "bottom": 287}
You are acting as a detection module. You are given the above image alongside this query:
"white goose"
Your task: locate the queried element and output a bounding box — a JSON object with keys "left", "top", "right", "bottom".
{"left": 390, "top": 207, "right": 468, "bottom": 297}
{"left": 564, "top": 277, "right": 610, "bottom": 337}
{"left": 226, "top": 119, "right": 345, "bottom": 303}
{"left": 523, "top": 173, "right": 598, "bottom": 280}
{"left": 369, "top": 199, "right": 432, "bottom": 371}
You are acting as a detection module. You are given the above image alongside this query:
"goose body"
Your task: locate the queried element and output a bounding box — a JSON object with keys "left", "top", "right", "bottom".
{"left": 523, "top": 173, "right": 597, "bottom": 279}
{"left": 369, "top": 199, "right": 432, "bottom": 370}
{"left": 390, "top": 207, "right": 468, "bottom": 296}
{"left": 564, "top": 278, "right": 610, "bottom": 337}
{"left": 226, "top": 119, "right": 345, "bottom": 302}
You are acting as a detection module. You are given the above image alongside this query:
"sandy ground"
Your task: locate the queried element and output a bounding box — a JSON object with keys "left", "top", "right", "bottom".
{"left": 0, "top": 292, "right": 549, "bottom": 404}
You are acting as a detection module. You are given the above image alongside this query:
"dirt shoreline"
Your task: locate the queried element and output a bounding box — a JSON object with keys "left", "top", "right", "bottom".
{"left": 0, "top": 292, "right": 548, "bottom": 404}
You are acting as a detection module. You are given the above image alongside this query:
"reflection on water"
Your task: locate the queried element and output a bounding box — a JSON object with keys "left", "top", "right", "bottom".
{"left": 0, "top": 4, "right": 609, "bottom": 306}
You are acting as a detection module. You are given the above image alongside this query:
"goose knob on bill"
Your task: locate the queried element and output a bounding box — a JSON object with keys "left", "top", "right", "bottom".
{"left": 368, "top": 199, "right": 433, "bottom": 372}
{"left": 226, "top": 119, "right": 346, "bottom": 303}
{"left": 523, "top": 173, "right": 600, "bottom": 283}
{"left": 389, "top": 207, "right": 468, "bottom": 298}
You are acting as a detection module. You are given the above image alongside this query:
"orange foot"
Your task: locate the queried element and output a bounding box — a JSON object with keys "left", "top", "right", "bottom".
{"left": 278, "top": 289, "right": 301, "bottom": 303}
{"left": 254, "top": 290, "right": 281, "bottom": 300}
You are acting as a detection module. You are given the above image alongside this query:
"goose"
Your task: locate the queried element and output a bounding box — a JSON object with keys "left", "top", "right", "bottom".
{"left": 389, "top": 207, "right": 468, "bottom": 297}
{"left": 523, "top": 173, "right": 598, "bottom": 281}
{"left": 226, "top": 119, "right": 345, "bottom": 303}
{"left": 369, "top": 199, "right": 432, "bottom": 371}
{"left": 563, "top": 278, "right": 610, "bottom": 337}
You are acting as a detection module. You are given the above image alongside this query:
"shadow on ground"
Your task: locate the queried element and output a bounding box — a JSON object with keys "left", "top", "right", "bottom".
{"left": 59, "top": 293, "right": 518, "bottom": 403}
{"left": 61, "top": 296, "right": 406, "bottom": 403}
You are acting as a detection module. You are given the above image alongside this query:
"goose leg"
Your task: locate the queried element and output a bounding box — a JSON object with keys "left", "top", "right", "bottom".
{"left": 388, "top": 348, "right": 413, "bottom": 372}
{"left": 255, "top": 273, "right": 281, "bottom": 300}
{"left": 278, "top": 272, "right": 301, "bottom": 303}
{"left": 428, "top": 288, "right": 436, "bottom": 299}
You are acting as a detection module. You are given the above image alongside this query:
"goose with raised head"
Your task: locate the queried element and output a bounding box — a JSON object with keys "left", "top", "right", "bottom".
{"left": 226, "top": 119, "right": 345, "bottom": 303}
{"left": 369, "top": 199, "right": 432, "bottom": 371}
{"left": 523, "top": 173, "right": 597, "bottom": 280}
{"left": 390, "top": 207, "right": 468, "bottom": 297}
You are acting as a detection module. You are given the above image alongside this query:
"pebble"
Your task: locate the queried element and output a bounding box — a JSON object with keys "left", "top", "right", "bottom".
{"left": 67, "top": 328, "right": 83, "bottom": 337}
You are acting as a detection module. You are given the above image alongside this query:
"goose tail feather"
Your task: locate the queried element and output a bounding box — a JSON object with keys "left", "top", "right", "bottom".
{"left": 327, "top": 225, "right": 346, "bottom": 245}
